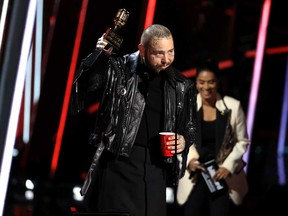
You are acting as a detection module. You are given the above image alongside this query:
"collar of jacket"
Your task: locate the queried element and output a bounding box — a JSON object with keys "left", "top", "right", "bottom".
{"left": 196, "top": 93, "right": 228, "bottom": 112}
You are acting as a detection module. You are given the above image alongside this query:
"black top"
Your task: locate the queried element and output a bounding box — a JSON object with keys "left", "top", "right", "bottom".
{"left": 134, "top": 72, "right": 164, "bottom": 148}
{"left": 199, "top": 119, "right": 216, "bottom": 162}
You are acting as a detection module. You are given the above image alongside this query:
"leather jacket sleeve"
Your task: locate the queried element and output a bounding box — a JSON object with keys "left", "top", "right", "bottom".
{"left": 179, "top": 80, "right": 198, "bottom": 178}
{"left": 69, "top": 50, "right": 108, "bottom": 115}
{"left": 165, "top": 68, "right": 197, "bottom": 179}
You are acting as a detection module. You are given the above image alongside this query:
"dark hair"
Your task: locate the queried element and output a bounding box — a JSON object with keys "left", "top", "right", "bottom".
{"left": 196, "top": 58, "right": 227, "bottom": 95}
{"left": 196, "top": 58, "right": 220, "bottom": 78}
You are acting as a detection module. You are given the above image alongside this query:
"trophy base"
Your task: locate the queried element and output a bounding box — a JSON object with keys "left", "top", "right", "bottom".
{"left": 105, "top": 28, "right": 123, "bottom": 50}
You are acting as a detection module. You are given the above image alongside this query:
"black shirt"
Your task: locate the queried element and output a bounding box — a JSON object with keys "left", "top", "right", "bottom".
{"left": 199, "top": 119, "right": 216, "bottom": 162}
{"left": 134, "top": 72, "right": 164, "bottom": 148}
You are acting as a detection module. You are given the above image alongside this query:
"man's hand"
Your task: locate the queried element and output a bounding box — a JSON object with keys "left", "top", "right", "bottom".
{"left": 96, "top": 33, "right": 113, "bottom": 55}
{"left": 166, "top": 134, "right": 186, "bottom": 154}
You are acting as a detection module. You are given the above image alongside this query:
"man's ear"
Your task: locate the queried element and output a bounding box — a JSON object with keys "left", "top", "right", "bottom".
{"left": 138, "top": 44, "right": 145, "bottom": 57}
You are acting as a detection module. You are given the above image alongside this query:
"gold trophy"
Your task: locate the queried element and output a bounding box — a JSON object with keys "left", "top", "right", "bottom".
{"left": 104, "top": 8, "right": 129, "bottom": 50}
{"left": 73, "top": 9, "right": 129, "bottom": 84}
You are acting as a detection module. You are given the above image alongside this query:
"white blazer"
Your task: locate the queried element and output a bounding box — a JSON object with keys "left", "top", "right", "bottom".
{"left": 177, "top": 94, "right": 250, "bottom": 206}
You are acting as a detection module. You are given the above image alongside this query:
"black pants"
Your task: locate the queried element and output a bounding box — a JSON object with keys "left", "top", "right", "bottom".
{"left": 183, "top": 176, "right": 233, "bottom": 216}
{"left": 84, "top": 146, "right": 167, "bottom": 216}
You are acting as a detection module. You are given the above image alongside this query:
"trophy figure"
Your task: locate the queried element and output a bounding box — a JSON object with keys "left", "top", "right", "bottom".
{"left": 73, "top": 9, "right": 129, "bottom": 84}
{"left": 104, "top": 8, "right": 129, "bottom": 50}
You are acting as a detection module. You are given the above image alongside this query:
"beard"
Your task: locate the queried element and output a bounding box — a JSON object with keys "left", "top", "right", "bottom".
{"left": 143, "top": 57, "right": 171, "bottom": 74}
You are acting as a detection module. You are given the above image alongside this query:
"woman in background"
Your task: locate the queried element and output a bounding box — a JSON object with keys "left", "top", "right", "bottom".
{"left": 177, "top": 58, "right": 250, "bottom": 216}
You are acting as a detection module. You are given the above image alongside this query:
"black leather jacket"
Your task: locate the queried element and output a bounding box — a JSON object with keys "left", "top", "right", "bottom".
{"left": 70, "top": 50, "right": 197, "bottom": 195}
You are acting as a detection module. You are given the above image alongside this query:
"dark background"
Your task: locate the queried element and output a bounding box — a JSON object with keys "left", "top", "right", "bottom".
{"left": 2, "top": 0, "right": 288, "bottom": 215}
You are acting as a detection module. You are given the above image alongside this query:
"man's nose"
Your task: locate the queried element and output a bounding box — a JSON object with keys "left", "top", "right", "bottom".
{"left": 161, "top": 54, "right": 170, "bottom": 63}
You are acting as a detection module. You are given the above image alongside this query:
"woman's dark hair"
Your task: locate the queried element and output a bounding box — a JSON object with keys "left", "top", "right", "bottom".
{"left": 196, "top": 58, "right": 220, "bottom": 78}
{"left": 196, "top": 58, "right": 226, "bottom": 95}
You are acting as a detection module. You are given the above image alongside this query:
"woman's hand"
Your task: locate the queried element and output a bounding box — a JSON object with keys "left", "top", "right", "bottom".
{"left": 188, "top": 159, "right": 205, "bottom": 172}
{"left": 213, "top": 166, "right": 230, "bottom": 181}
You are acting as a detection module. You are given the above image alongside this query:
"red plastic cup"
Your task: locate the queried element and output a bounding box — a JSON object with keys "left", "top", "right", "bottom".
{"left": 159, "top": 132, "right": 175, "bottom": 157}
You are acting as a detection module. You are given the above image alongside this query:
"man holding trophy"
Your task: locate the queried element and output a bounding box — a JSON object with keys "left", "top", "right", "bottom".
{"left": 70, "top": 9, "right": 197, "bottom": 216}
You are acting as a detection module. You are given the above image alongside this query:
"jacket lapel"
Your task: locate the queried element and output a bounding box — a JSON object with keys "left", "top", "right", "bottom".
{"left": 215, "top": 109, "right": 229, "bottom": 153}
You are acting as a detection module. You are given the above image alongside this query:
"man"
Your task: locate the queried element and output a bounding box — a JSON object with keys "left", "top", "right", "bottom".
{"left": 70, "top": 24, "right": 197, "bottom": 216}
